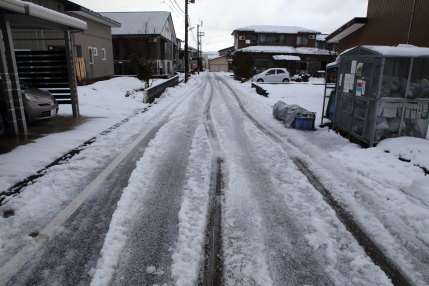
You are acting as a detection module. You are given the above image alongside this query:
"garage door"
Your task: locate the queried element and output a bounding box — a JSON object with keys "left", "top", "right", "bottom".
{"left": 210, "top": 64, "right": 228, "bottom": 72}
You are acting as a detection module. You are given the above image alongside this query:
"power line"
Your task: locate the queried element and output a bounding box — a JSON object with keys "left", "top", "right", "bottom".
{"left": 162, "top": 1, "right": 185, "bottom": 19}
{"left": 167, "top": 0, "right": 185, "bottom": 16}
{"left": 170, "top": 0, "right": 185, "bottom": 14}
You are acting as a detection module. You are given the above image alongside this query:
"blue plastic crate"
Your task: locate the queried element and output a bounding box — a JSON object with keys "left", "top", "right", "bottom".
{"left": 294, "top": 116, "right": 315, "bottom": 130}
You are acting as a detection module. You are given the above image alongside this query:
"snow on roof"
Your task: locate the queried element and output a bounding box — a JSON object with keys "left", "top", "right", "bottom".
{"left": 238, "top": 45, "right": 334, "bottom": 56}
{"left": 273, "top": 55, "right": 301, "bottom": 61}
{"left": 188, "top": 46, "right": 198, "bottom": 52}
{"left": 361, "top": 45, "right": 429, "bottom": 57}
{"left": 233, "top": 25, "right": 319, "bottom": 34}
{"left": 99, "top": 12, "right": 170, "bottom": 35}
{"left": 316, "top": 34, "right": 328, "bottom": 41}
{"left": 326, "top": 61, "right": 338, "bottom": 69}
{"left": 208, "top": 55, "right": 222, "bottom": 61}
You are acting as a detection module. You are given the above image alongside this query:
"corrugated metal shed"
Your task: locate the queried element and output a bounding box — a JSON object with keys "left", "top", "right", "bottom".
{"left": 100, "top": 11, "right": 170, "bottom": 35}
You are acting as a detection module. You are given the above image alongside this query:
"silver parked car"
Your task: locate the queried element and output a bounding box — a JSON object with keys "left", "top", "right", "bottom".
{"left": 252, "top": 68, "right": 291, "bottom": 83}
{"left": 20, "top": 81, "right": 59, "bottom": 121}
{"left": 0, "top": 80, "right": 58, "bottom": 134}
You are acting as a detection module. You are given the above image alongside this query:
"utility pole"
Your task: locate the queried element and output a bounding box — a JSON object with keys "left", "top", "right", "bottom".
{"left": 184, "top": 0, "right": 189, "bottom": 82}
{"left": 197, "top": 23, "right": 200, "bottom": 74}
{"left": 184, "top": 0, "right": 195, "bottom": 83}
{"left": 198, "top": 21, "right": 204, "bottom": 72}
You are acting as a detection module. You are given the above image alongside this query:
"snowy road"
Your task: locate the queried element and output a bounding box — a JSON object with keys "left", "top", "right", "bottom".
{"left": 1, "top": 73, "right": 427, "bottom": 285}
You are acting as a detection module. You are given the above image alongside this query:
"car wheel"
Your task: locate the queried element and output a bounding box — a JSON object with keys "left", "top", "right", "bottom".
{"left": 257, "top": 79, "right": 264, "bottom": 82}
{"left": 282, "top": 78, "right": 290, "bottom": 83}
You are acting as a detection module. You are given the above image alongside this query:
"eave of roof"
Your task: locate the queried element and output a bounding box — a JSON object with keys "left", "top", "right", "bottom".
{"left": 0, "top": 0, "right": 87, "bottom": 30}
{"left": 218, "top": 46, "right": 234, "bottom": 53}
{"left": 237, "top": 45, "right": 335, "bottom": 56}
{"left": 62, "top": 0, "right": 120, "bottom": 27}
{"left": 273, "top": 55, "right": 301, "bottom": 61}
{"left": 326, "top": 17, "right": 367, "bottom": 43}
{"left": 344, "top": 45, "right": 429, "bottom": 57}
{"left": 68, "top": 9, "right": 120, "bottom": 27}
{"left": 232, "top": 25, "right": 319, "bottom": 35}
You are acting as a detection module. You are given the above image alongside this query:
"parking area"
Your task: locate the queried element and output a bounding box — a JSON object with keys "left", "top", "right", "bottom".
{"left": 0, "top": 115, "right": 90, "bottom": 155}
{"left": 0, "top": 0, "right": 86, "bottom": 138}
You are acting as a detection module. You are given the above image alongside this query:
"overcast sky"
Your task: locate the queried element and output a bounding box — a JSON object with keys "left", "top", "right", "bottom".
{"left": 73, "top": 0, "right": 368, "bottom": 52}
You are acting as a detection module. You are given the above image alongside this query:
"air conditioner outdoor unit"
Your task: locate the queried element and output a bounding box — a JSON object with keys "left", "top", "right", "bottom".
{"left": 149, "top": 38, "right": 157, "bottom": 43}
{"left": 239, "top": 36, "right": 245, "bottom": 40}
{"left": 309, "top": 35, "right": 315, "bottom": 39}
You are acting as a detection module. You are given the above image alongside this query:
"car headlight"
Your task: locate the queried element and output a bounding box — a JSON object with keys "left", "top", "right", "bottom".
{"left": 24, "top": 93, "right": 38, "bottom": 101}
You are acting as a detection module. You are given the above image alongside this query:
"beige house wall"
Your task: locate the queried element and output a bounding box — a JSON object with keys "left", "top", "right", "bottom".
{"left": 209, "top": 56, "right": 229, "bottom": 72}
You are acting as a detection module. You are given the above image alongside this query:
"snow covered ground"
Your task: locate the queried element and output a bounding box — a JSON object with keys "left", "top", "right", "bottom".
{"left": 234, "top": 75, "right": 429, "bottom": 284}
{"left": 0, "top": 77, "right": 172, "bottom": 189}
{"left": 254, "top": 78, "right": 429, "bottom": 169}
{"left": 0, "top": 73, "right": 428, "bottom": 285}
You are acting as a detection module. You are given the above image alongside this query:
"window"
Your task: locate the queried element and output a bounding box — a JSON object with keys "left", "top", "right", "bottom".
{"left": 93, "top": 47, "right": 98, "bottom": 56}
{"left": 266, "top": 70, "right": 275, "bottom": 75}
{"left": 101, "top": 48, "right": 106, "bottom": 61}
{"left": 88, "top": 47, "right": 94, "bottom": 64}
{"left": 297, "top": 36, "right": 308, "bottom": 46}
{"left": 258, "top": 34, "right": 284, "bottom": 44}
{"left": 277, "top": 69, "right": 285, "bottom": 74}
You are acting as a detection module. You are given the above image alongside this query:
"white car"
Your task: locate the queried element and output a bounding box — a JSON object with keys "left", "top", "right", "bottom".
{"left": 252, "top": 68, "right": 291, "bottom": 83}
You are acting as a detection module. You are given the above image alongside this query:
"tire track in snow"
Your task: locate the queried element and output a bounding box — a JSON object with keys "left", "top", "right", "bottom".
{"left": 90, "top": 77, "right": 211, "bottom": 286}
{"left": 199, "top": 74, "right": 224, "bottom": 286}
{"left": 0, "top": 79, "right": 200, "bottom": 286}
{"left": 217, "top": 74, "right": 412, "bottom": 286}
{"left": 212, "top": 77, "right": 332, "bottom": 285}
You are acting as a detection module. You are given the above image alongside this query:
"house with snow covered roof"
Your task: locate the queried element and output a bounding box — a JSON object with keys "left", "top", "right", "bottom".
{"left": 231, "top": 25, "right": 336, "bottom": 76}
{"left": 100, "top": 11, "right": 178, "bottom": 76}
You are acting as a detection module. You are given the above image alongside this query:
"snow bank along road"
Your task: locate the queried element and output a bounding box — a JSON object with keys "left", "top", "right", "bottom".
{"left": 0, "top": 73, "right": 426, "bottom": 285}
